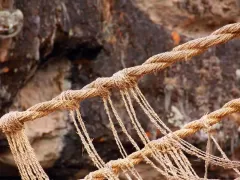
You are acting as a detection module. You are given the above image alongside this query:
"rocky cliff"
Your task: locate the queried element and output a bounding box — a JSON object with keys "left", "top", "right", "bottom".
{"left": 0, "top": 0, "right": 239, "bottom": 179}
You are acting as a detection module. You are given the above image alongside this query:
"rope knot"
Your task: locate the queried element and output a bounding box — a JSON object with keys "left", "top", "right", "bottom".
{"left": 201, "top": 115, "right": 214, "bottom": 134}
{"left": 113, "top": 158, "right": 133, "bottom": 171}
{"left": 0, "top": 111, "right": 24, "bottom": 134}
{"left": 112, "top": 69, "right": 137, "bottom": 90}
{"left": 93, "top": 77, "right": 111, "bottom": 98}
{"left": 57, "top": 90, "right": 80, "bottom": 110}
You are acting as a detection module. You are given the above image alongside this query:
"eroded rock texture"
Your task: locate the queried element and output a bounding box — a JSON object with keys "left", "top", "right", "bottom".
{"left": 0, "top": 0, "right": 239, "bottom": 179}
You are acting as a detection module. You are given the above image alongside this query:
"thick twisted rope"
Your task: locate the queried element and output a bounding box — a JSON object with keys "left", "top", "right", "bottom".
{"left": 86, "top": 98, "right": 240, "bottom": 179}
{"left": 0, "top": 23, "right": 239, "bottom": 132}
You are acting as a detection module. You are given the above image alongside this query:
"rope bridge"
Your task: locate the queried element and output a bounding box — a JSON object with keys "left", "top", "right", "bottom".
{"left": 0, "top": 23, "right": 240, "bottom": 180}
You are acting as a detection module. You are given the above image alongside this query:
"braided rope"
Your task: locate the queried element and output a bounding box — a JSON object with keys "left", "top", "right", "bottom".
{"left": 0, "top": 23, "right": 239, "bottom": 132}
{"left": 86, "top": 98, "right": 240, "bottom": 179}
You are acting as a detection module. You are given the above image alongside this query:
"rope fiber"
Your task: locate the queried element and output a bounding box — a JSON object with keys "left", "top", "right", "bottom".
{"left": 0, "top": 23, "right": 240, "bottom": 180}
{"left": 0, "top": 23, "right": 239, "bottom": 130}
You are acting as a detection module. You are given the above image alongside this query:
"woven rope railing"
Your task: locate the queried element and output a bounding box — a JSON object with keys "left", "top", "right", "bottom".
{"left": 0, "top": 23, "right": 239, "bottom": 130}
{"left": 0, "top": 23, "right": 240, "bottom": 180}
{"left": 86, "top": 98, "right": 240, "bottom": 179}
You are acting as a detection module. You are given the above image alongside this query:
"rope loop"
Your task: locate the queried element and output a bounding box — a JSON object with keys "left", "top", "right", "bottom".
{"left": 201, "top": 115, "right": 212, "bottom": 133}
{"left": 0, "top": 111, "right": 24, "bottom": 133}
{"left": 112, "top": 69, "right": 137, "bottom": 90}
{"left": 93, "top": 77, "right": 111, "bottom": 98}
{"left": 57, "top": 90, "right": 80, "bottom": 110}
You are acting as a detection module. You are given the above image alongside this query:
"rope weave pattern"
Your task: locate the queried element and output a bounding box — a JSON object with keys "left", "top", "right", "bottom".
{"left": 86, "top": 98, "right": 240, "bottom": 179}
{"left": 0, "top": 23, "right": 239, "bottom": 132}
{"left": 0, "top": 23, "right": 240, "bottom": 180}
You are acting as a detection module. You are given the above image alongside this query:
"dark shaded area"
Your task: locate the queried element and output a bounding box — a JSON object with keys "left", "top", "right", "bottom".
{"left": 41, "top": 31, "right": 103, "bottom": 63}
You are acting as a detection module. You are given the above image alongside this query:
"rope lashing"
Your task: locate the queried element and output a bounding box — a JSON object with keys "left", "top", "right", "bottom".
{"left": 87, "top": 99, "right": 240, "bottom": 179}
{"left": 0, "top": 23, "right": 239, "bottom": 131}
{"left": 0, "top": 22, "right": 240, "bottom": 180}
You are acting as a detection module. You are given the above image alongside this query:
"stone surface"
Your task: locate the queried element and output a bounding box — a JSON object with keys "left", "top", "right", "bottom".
{"left": 0, "top": 59, "right": 71, "bottom": 172}
{"left": 0, "top": 0, "right": 239, "bottom": 179}
{"left": 135, "top": 0, "right": 240, "bottom": 36}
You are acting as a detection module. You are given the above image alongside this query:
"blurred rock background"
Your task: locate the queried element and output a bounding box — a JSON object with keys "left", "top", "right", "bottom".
{"left": 0, "top": 0, "right": 240, "bottom": 179}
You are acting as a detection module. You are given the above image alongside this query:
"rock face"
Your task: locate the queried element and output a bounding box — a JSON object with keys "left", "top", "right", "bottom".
{"left": 0, "top": 59, "right": 71, "bottom": 168}
{"left": 0, "top": 0, "right": 239, "bottom": 179}
{"left": 135, "top": 0, "right": 240, "bottom": 36}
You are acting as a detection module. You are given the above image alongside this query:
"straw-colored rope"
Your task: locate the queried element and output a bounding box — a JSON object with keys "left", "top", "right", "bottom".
{"left": 86, "top": 98, "right": 240, "bottom": 179}
{"left": 0, "top": 22, "right": 240, "bottom": 180}
{"left": 0, "top": 23, "right": 240, "bottom": 132}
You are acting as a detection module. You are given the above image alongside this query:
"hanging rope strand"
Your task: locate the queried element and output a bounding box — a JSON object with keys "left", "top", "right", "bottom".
{"left": 0, "top": 23, "right": 240, "bottom": 180}
{"left": 103, "top": 97, "right": 142, "bottom": 180}
{"left": 108, "top": 95, "right": 176, "bottom": 179}
{"left": 0, "top": 23, "right": 240, "bottom": 129}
